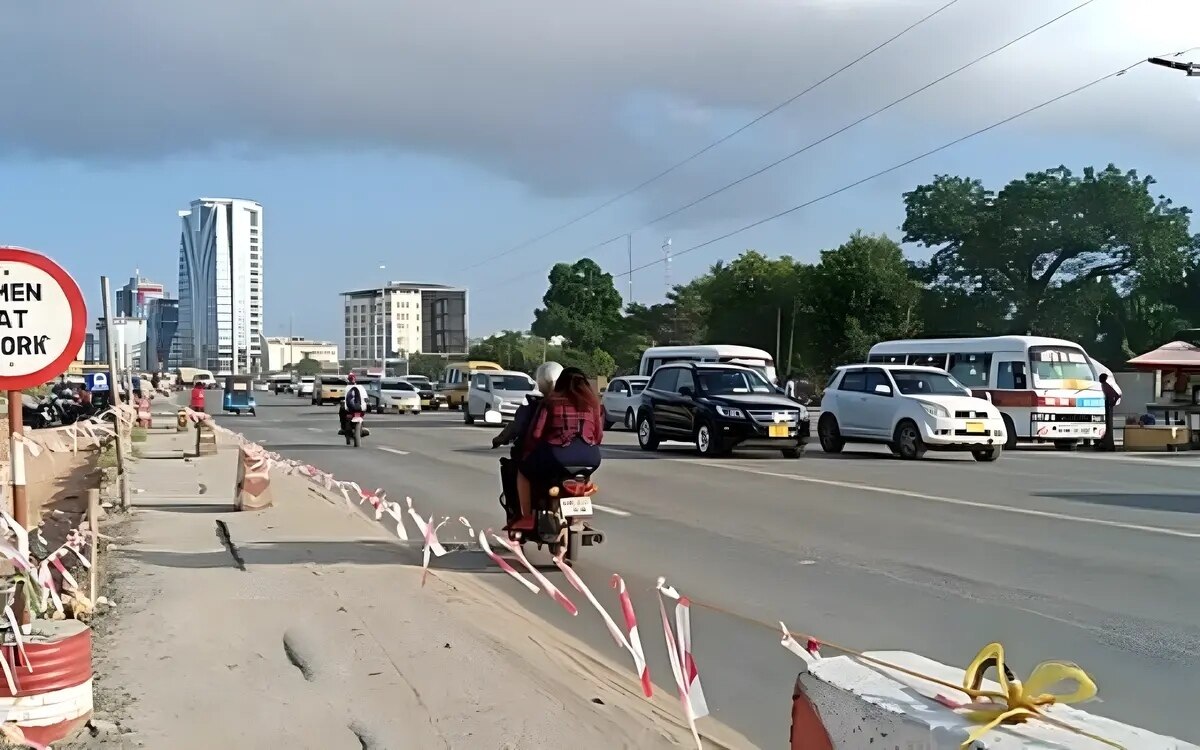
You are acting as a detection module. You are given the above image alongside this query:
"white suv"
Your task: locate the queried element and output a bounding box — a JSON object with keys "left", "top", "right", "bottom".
{"left": 818, "top": 365, "right": 1005, "bottom": 461}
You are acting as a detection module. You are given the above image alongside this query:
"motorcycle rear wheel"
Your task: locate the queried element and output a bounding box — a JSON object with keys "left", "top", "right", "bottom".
{"left": 352, "top": 421, "right": 361, "bottom": 448}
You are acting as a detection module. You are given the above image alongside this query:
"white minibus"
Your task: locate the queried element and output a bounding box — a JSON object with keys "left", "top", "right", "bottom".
{"left": 867, "top": 335, "right": 1105, "bottom": 449}
{"left": 638, "top": 345, "right": 777, "bottom": 384}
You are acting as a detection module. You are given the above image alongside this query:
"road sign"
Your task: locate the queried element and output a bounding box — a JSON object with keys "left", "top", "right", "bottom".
{"left": 0, "top": 247, "right": 86, "bottom": 391}
{"left": 85, "top": 372, "right": 110, "bottom": 392}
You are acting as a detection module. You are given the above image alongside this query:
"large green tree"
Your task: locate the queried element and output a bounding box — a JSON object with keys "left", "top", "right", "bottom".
{"left": 801, "top": 233, "right": 923, "bottom": 375}
{"left": 699, "top": 251, "right": 806, "bottom": 365}
{"left": 903, "top": 165, "right": 1196, "bottom": 333}
{"left": 531, "top": 258, "right": 624, "bottom": 351}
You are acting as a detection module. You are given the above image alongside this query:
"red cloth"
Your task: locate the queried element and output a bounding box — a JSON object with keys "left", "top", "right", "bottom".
{"left": 530, "top": 397, "right": 603, "bottom": 448}
{"left": 190, "top": 386, "right": 206, "bottom": 410}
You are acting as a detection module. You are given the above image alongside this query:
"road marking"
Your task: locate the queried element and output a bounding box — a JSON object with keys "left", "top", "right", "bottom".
{"left": 684, "top": 460, "right": 1200, "bottom": 540}
{"left": 306, "top": 427, "right": 321, "bottom": 432}
{"left": 377, "top": 446, "right": 410, "bottom": 456}
{"left": 1009, "top": 450, "right": 1200, "bottom": 468}
{"left": 592, "top": 504, "right": 631, "bottom": 517}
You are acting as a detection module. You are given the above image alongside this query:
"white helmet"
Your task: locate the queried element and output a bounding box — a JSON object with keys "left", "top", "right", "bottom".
{"left": 535, "top": 361, "right": 563, "bottom": 394}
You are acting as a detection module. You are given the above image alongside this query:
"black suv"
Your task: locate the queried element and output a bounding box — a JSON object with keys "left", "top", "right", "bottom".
{"left": 635, "top": 363, "right": 811, "bottom": 458}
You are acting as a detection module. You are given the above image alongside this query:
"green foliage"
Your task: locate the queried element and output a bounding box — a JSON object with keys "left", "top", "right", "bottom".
{"left": 293, "top": 357, "right": 322, "bottom": 377}
{"left": 531, "top": 259, "right": 625, "bottom": 350}
{"left": 406, "top": 353, "right": 449, "bottom": 380}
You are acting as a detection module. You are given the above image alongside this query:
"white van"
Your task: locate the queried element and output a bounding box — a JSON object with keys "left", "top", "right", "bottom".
{"left": 638, "top": 345, "right": 777, "bottom": 384}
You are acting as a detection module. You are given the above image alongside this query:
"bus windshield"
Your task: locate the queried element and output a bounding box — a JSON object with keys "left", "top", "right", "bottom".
{"left": 1029, "top": 346, "right": 1096, "bottom": 388}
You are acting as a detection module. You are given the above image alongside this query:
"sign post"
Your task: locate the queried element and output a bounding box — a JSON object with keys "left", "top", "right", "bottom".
{"left": 0, "top": 247, "right": 86, "bottom": 626}
{"left": 100, "top": 277, "right": 130, "bottom": 511}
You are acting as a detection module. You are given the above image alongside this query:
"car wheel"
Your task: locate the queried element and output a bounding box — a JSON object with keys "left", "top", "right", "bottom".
{"left": 817, "top": 414, "right": 845, "bottom": 454}
{"left": 972, "top": 447, "right": 1002, "bottom": 462}
{"left": 311, "top": 398, "right": 318, "bottom": 406}
{"left": 893, "top": 420, "right": 926, "bottom": 460}
{"left": 464, "top": 405, "right": 475, "bottom": 425}
{"left": 1053, "top": 440, "right": 1078, "bottom": 452}
{"left": 637, "top": 412, "right": 659, "bottom": 451}
{"left": 1002, "top": 414, "right": 1017, "bottom": 450}
{"left": 782, "top": 444, "right": 806, "bottom": 459}
{"left": 624, "top": 408, "right": 635, "bottom": 431}
{"left": 695, "top": 421, "right": 726, "bottom": 457}
{"left": 602, "top": 407, "right": 615, "bottom": 430}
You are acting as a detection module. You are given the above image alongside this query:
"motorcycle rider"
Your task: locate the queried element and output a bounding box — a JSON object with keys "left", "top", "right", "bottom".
{"left": 512, "top": 366, "right": 603, "bottom": 532}
{"left": 339, "top": 373, "right": 370, "bottom": 442}
{"left": 492, "top": 361, "right": 562, "bottom": 529}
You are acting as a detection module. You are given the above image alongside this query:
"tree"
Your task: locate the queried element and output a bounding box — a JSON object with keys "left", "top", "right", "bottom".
{"left": 407, "top": 353, "right": 448, "bottom": 380}
{"left": 698, "top": 251, "right": 805, "bottom": 365}
{"left": 801, "top": 233, "right": 922, "bottom": 375}
{"left": 903, "top": 165, "right": 1197, "bottom": 333}
{"left": 293, "top": 357, "right": 322, "bottom": 377}
{"left": 531, "top": 258, "right": 624, "bottom": 351}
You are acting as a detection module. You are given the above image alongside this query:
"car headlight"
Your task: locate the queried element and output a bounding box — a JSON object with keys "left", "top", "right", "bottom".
{"left": 921, "top": 402, "right": 949, "bottom": 419}
{"left": 713, "top": 404, "right": 744, "bottom": 419}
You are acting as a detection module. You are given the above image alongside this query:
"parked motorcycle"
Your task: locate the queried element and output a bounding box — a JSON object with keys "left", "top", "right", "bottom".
{"left": 21, "top": 395, "right": 55, "bottom": 430}
{"left": 51, "top": 393, "right": 82, "bottom": 425}
{"left": 488, "top": 411, "right": 604, "bottom": 565}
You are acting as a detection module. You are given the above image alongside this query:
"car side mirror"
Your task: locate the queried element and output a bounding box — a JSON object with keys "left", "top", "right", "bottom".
{"left": 476, "top": 382, "right": 487, "bottom": 390}
{"left": 873, "top": 384, "right": 892, "bottom": 396}
{"left": 679, "top": 386, "right": 694, "bottom": 398}
{"left": 483, "top": 410, "right": 502, "bottom": 425}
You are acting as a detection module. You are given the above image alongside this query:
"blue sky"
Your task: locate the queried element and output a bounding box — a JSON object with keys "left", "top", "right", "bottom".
{"left": 2, "top": 1, "right": 1197, "bottom": 344}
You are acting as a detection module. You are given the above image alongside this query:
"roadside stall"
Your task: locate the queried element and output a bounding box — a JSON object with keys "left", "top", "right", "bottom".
{"left": 1124, "top": 341, "right": 1200, "bottom": 451}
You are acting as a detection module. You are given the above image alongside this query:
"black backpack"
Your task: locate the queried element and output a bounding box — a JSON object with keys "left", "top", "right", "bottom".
{"left": 345, "top": 386, "right": 363, "bottom": 412}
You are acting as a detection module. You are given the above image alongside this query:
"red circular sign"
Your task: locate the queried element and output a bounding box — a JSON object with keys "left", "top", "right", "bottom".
{"left": 0, "top": 246, "right": 87, "bottom": 391}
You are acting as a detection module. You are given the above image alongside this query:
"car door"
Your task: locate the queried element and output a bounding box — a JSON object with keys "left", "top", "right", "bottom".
{"left": 670, "top": 367, "right": 699, "bottom": 437}
{"left": 860, "top": 368, "right": 897, "bottom": 438}
{"left": 835, "top": 368, "right": 869, "bottom": 435}
{"left": 603, "top": 379, "right": 628, "bottom": 418}
{"left": 645, "top": 367, "right": 680, "bottom": 435}
{"left": 469, "top": 373, "right": 488, "bottom": 415}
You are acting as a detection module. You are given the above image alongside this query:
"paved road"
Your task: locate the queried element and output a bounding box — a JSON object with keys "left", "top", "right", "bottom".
{"left": 216, "top": 393, "right": 1200, "bottom": 747}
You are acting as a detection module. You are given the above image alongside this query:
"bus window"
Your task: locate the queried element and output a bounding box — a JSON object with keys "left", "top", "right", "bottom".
{"left": 996, "top": 361, "right": 1027, "bottom": 390}
{"left": 908, "top": 353, "right": 947, "bottom": 369}
{"left": 948, "top": 353, "right": 991, "bottom": 388}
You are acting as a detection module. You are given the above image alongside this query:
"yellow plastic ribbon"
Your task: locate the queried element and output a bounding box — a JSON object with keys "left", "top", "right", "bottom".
{"left": 955, "top": 642, "right": 1122, "bottom": 749}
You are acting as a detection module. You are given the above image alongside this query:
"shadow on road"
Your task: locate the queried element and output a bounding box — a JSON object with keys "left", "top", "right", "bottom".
{"left": 136, "top": 502, "right": 236, "bottom": 514}
{"left": 1033, "top": 491, "right": 1200, "bottom": 514}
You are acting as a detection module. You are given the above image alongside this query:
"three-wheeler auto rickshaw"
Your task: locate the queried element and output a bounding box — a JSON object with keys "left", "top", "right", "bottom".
{"left": 222, "top": 375, "right": 257, "bottom": 416}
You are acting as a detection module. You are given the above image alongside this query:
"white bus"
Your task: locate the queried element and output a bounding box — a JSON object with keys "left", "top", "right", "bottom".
{"left": 638, "top": 345, "right": 777, "bottom": 383}
{"left": 867, "top": 336, "right": 1105, "bottom": 449}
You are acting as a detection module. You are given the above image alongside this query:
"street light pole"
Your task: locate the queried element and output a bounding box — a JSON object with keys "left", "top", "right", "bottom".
{"left": 378, "top": 265, "right": 387, "bottom": 376}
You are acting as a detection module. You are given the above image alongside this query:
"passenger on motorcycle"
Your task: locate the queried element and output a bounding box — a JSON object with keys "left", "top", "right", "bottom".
{"left": 493, "top": 362, "right": 563, "bottom": 526}
{"left": 511, "top": 366, "right": 603, "bottom": 532}
{"left": 339, "top": 373, "right": 369, "bottom": 436}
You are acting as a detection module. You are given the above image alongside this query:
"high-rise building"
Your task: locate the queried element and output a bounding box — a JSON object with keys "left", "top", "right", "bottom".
{"left": 177, "top": 198, "right": 264, "bottom": 374}
{"left": 146, "top": 297, "right": 182, "bottom": 373}
{"left": 340, "top": 282, "right": 467, "bottom": 366}
{"left": 116, "top": 273, "right": 166, "bottom": 318}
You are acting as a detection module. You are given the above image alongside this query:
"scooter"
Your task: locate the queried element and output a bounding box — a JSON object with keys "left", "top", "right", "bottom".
{"left": 487, "top": 410, "right": 604, "bottom": 565}
{"left": 337, "top": 407, "right": 370, "bottom": 448}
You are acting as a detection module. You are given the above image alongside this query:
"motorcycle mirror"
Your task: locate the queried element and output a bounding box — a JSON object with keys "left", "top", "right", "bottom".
{"left": 483, "top": 410, "right": 502, "bottom": 425}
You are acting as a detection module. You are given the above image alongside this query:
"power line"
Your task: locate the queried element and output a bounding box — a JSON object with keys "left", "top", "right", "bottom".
{"left": 474, "top": 55, "right": 1149, "bottom": 296}
{"left": 620, "top": 0, "right": 1101, "bottom": 237}
{"left": 462, "top": 0, "right": 964, "bottom": 271}
{"left": 614, "top": 58, "right": 1152, "bottom": 281}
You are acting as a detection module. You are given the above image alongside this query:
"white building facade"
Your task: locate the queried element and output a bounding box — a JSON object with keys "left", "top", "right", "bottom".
{"left": 96, "top": 317, "right": 148, "bottom": 374}
{"left": 261, "top": 336, "right": 339, "bottom": 372}
{"left": 178, "top": 198, "right": 264, "bottom": 374}
{"left": 340, "top": 282, "right": 468, "bottom": 366}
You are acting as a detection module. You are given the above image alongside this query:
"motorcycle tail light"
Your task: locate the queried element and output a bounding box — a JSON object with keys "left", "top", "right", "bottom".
{"left": 562, "top": 479, "right": 597, "bottom": 497}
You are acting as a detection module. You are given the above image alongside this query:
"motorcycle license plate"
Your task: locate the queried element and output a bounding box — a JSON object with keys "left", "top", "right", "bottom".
{"left": 768, "top": 424, "right": 789, "bottom": 438}
{"left": 560, "top": 496, "right": 593, "bottom": 517}
{"left": 966, "top": 421, "right": 984, "bottom": 434}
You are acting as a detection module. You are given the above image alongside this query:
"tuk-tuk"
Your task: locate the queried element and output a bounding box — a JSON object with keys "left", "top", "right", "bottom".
{"left": 223, "top": 375, "right": 257, "bottom": 416}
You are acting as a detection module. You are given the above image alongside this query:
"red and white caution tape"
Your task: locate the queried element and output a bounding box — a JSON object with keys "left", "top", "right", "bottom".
{"left": 406, "top": 498, "right": 446, "bottom": 557}
{"left": 656, "top": 578, "right": 708, "bottom": 749}
{"left": 490, "top": 534, "right": 577, "bottom": 616}
{"left": 477, "top": 530, "right": 539, "bottom": 594}
{"left": 420, "top": 515, "right": 449, "bottom": 587}
{"left": 612, "top": 574, "right": 653, "bottom": 698}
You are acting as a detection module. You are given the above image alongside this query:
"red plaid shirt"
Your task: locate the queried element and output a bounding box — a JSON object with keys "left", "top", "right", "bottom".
{"left": 531, "top": 397, "right": 603, "bottom": 448}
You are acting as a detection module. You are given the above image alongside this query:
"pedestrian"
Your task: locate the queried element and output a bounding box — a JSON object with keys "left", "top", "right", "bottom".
{"left": 784, "top": 373, "right": 797, "bottom": 398}
{"left": 190, "top": 381, "right": 207, "bottom": 413}
{"left": 1097, "top": 373, "right": 1120, "bottom": 451}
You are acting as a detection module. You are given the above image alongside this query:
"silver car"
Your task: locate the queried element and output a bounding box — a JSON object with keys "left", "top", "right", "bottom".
{"left": 465, "top": 370, "right": 538, "bottom": 424}
{"left": 602, "top": 375, "right": 649, "bottom": 430}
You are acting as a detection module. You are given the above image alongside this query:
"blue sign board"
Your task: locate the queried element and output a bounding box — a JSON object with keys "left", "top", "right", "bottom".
{"left": 85, "top": 373, "right": 110, "bottom": 392}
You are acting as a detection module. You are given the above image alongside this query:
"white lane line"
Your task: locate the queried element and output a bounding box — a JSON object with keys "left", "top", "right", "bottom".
{"left": 377, "top": 446, "right": 410, "bottom": 456}
{"left": 306, "top": 427, "right": 321, "bottom": 432}
{"left": 592, "top": 504, "right": 631, "bottom": 517}
{"left": 1008, "top": 451, "right": 1200, "bottom": 468}
{"left": 683, "top": 459, "right": 1200, "bottom": 540}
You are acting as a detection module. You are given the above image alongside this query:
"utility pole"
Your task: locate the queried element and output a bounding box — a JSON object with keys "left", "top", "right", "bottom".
{"left": 775, "top": 307, "right": 782, "bottom": 378}
{"left": 378, "top": 265, "right": 387, "bottom": 376}
{"left": 101, "top": 277, "right": 131, "bottom": 511}
{"left": 626, "top": 234, "right": 633, "bottom": 304}
{"left": 662, "top": 238, "right": 674, "bottom": 342}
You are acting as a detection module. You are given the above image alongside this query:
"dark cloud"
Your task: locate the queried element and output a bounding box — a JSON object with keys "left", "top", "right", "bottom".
{"left": 2, "top": 0, "right": 1196, "bottom": 199}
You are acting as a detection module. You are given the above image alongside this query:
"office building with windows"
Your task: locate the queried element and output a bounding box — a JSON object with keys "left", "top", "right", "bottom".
{"left": 177, "top": 198, "right": 264, "bottom": 374}
{"left": 146, "top": 297, "right": 182, "bottom": 372}
{"left": 340, "top": 282, "right": 467, "bottom": 366}
{"left": 116, "top": 273, "right": 166, "bottom": 318}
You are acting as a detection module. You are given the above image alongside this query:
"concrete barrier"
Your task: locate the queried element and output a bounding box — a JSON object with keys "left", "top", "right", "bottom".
{"left": 194, "top": 420, "right": 217, "bottom": 456}
{"left": 234, "top": 445, "right": 272, "bottom": 511}
{"left": 790, "top": 649, "right": 1197, "bottom": 749}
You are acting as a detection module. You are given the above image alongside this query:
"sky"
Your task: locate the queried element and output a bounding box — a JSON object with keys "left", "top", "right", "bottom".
{"left": 1, "top": 0, "right": 1198, "bottom": 344}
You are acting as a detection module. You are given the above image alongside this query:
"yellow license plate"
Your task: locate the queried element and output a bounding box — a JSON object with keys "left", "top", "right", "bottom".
{"left": 966, "top": 421, "right": 984, "bottom": 434}
{"left": 768, "top": 424, "right": 789, "bottom": 438}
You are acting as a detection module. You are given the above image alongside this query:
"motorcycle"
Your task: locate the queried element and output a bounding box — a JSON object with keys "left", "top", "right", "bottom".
{"left": 337, "top": 406, "right": 370, "bottom": 447}
{"left": 51, "top": 393, "right": 82, "bottom": 425}
{"left": 488, "top": 410, "right": 604, "bottom": 565}
{"left": 21, "top": 395, "right": 55, "bottom": 430}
